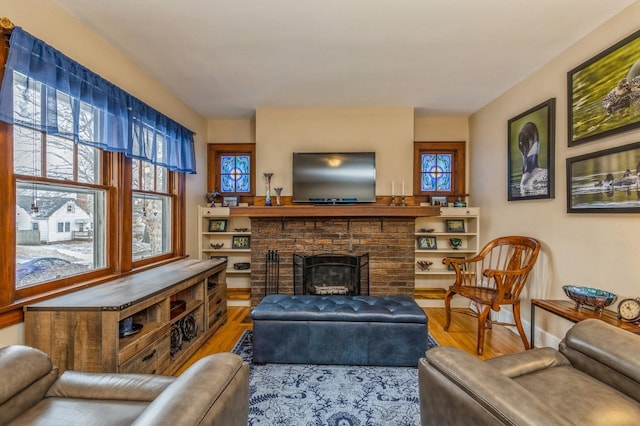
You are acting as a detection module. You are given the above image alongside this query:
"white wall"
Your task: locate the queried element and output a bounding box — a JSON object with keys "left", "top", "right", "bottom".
{"left": 470, "top": 1, "right": 640, "bottom": 345}
{"left": 255, "top": 107, "right": 414, "bottom": 195}
{"left": 414, "top": 116, "right": 469, "bottom": 142}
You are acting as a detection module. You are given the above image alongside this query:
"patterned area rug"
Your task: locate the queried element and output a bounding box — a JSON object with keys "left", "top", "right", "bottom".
{"left": 232, "top": 330, "right": 439, "bottom": 426}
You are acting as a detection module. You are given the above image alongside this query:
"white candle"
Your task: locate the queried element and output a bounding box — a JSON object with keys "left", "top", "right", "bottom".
{"left": 391, "top": 181, "right": 395, "bottom": 197}
{"left": 402, "top": 180, "right": 405, "bottom": 196}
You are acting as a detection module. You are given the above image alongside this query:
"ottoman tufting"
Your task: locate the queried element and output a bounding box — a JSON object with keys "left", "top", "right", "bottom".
{"left": 251, "top": 294, "right": 428, "bottom": 366}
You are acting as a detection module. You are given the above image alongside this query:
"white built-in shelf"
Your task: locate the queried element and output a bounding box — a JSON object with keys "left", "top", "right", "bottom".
{"left": 198, "top": 205, "right": 252, "bottom": 307}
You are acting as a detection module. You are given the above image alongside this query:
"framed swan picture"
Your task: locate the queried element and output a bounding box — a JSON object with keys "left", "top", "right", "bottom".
{"left": 507, "top": 98, "right": 555, "bottom": 201}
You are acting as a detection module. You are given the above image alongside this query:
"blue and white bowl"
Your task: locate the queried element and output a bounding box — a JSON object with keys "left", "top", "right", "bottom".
{"left": 562, "top": 285, "right": 617, "bottom": 313}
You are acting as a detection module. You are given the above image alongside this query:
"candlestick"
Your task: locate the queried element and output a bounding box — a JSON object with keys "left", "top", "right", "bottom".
{"left": 402, "top": 180, "right": 405, "bottom": 196}
{"left": 391, "top": 181, "right": 395, "bottom": 197}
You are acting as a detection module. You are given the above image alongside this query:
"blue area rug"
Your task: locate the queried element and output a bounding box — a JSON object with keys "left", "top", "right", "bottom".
{"left": 232, "top": 330, "right": 438, "bottom": 426}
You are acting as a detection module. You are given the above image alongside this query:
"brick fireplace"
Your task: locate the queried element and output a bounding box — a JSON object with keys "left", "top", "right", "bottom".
{"left": 249, "top": 216, "right": 415, "bottom": 306}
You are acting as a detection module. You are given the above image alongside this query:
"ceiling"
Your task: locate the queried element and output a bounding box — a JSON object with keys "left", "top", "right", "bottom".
{"left": 52, "top": 0, "right": 636, "bottom": 118}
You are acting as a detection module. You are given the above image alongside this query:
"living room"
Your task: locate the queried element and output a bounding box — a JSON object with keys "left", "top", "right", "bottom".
{"left": 1, "top": 1, "right": 640, "bottom": 423}
{"left": 2, "top": 0, "right": 638, "bottom": 347}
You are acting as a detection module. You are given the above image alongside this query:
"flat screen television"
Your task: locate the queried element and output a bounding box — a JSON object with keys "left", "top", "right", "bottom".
{"left": 292, "top": 152, "right": 376, "bottom": 203}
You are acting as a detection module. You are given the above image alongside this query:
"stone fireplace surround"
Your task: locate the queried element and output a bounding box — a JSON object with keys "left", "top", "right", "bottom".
{"left": 249, "top": 216, "right": 416, "bottom": 306}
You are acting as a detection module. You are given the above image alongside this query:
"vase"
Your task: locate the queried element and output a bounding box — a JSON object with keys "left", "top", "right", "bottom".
{"left": 264, "top": 173, "right": 273, "bottom": 206}
{"left": 274, "top": 187, "right": 283, "bottom": 206}
{"left": 449, "top": 238, "right": 463, "bottom": 250}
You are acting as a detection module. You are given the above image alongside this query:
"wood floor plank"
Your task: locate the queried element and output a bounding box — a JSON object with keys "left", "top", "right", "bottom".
{"left": 177, "top": 306, "right": 526, "bottom": 374}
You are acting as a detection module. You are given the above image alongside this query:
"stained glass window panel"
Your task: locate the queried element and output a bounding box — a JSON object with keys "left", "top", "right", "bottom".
{"left": 236, "top": 174, "right": 250, "bottom": 192}
{"left": 421, "top": 153, "right": 452, "bottom": 192}
{"left": 221, "top": 156, "right": 235, "bottom": 174}
{"left": 221, "top": 175, "right": 235, "bottom": 192}
{"left": 220, "top": 155, "right": 251, "bottom": 193}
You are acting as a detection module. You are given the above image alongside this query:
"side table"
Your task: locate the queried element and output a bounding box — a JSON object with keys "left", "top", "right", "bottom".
{"left": 530, "top": 299, "right": 640, "bottom": 348}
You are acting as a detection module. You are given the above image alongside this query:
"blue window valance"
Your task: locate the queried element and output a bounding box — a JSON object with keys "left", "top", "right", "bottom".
{"left": 0, "top": 27, "right": 196, "bottom": 174}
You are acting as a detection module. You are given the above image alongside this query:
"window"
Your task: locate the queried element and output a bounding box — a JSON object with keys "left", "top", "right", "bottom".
{"left": 0, "top": 27, "right": 191, "bottom": 321}
{"left": 132, "top": 159, "right": 172, "bottom": 262}
{"left": 207, "top": 144, "right": 256, "bottom": 197}
{"left": 14, "top": 119, "right": 107, "bottom": 289}
{"left": 9, "top": 62, "right": 108, "bottom": 290}
{"left": 413, "top": 141, "right": 466, "bottom": 197}
{"left": 220, "top": 155, "right": 251, "bottom": 193}
{"left": 15, "top": 181, "right": 106, "bottom": 288}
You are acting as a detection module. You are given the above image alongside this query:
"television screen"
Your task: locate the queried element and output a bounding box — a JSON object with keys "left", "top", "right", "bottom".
{"left": 292, "top": 152, "right": 376, "bottom": 203}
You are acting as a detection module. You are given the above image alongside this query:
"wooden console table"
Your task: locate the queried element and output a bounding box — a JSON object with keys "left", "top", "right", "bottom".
{"left": 25, "top": 259, "right": 227, "bottom": 374}
{"left": 530, "top": 299, "right": 640, "bottom": 347}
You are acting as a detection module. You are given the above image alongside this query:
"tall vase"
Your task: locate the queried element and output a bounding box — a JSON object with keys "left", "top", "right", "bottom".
{"left": 274, "top": 187, "right": 283, "bottom": 206}
{"left": 264, "top": 173, "right": 273, "bottom": 206}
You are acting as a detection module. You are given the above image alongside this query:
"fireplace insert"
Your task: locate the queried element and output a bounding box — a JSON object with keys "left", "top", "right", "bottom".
{"left": 293, "top": 253, "right": 369, "bottom": 296}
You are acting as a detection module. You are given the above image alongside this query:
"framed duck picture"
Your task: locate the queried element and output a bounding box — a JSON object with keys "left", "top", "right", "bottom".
{"left": 507, "top": 98, "right": 556, "bottom": 201}
{"left": 568, "top": 28, "right": 640, "bottom": 146}
{"left": 567, "top": 141, "right": 640, "bottom": 213}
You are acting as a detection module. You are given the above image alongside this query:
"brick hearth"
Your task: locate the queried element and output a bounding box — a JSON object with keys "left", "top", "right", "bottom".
{"left": 249, "top": 217, "right": 415, "bottom": 306}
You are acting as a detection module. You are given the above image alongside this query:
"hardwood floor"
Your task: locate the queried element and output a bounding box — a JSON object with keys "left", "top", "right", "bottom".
{"left": 176, "top": 306, "right": 526, "bottom": 374}
{"left": 425, "top": 307, "right": 527, "bottom": 360}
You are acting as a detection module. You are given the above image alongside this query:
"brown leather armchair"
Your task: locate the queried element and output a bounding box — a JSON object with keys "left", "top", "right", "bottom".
{"left": 419, "top": 319, "right": 640, "bottom": 425}
{"left": 0, "top": 345, "right": 249, "bottom": 425}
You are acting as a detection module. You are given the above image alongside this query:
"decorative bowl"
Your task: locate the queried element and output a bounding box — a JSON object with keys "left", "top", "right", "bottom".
{"left": 210, "top": 242, "right": 224, "bottom": 249}
{"left": 416, "top": 260, "right": 433, "bottom": 271}
{"left": 562, "top": 285, "right": 617, "bottom": 313}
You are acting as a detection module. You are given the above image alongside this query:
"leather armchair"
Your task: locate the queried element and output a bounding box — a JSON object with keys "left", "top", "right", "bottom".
{"left": 0, "top": 345, "right": 249, "bottom": 425}
{"left": 419, "top": 319, "right": 640, "bottom": 425}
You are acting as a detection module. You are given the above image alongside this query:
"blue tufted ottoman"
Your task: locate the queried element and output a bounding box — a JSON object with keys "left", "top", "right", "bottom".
{"left": 251, "top": 294, "right": 428, "bottom": 366}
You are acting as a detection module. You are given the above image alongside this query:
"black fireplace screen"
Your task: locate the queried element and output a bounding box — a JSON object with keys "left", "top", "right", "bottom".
{"left": 293, "top": 253, "right": 369, "bottom": 296}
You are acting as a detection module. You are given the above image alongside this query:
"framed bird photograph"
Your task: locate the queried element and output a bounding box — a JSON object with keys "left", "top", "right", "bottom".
{"left": 568, "top": 28, "right": 640, "bottom": 146}
{"left": 507, "top": 98, "right": 555, "bottom": 201}
{"left": 566, "top": 141, "right": 640, "bottom": 213}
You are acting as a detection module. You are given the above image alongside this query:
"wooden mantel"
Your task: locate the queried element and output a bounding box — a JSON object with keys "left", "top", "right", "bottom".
{"left": 230, "top": 205, "right": 440, "bottom": 218}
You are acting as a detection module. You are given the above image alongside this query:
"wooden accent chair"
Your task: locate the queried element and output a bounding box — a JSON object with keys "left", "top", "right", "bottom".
{"left": 443, "top": 236, "right": 541, "bottom": 355}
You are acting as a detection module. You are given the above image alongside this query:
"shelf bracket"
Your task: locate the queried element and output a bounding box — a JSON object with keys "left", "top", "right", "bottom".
{"left": 281, "top": 217, "right": 286, "bottom": 231}
{"left": 347, "top": 218, "right": 351, "bottom": 231}
{"left": 380, "top": 217, "right": 384, "bottom": 232}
